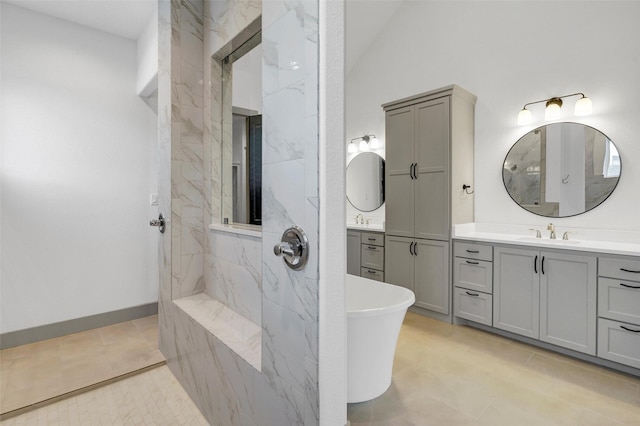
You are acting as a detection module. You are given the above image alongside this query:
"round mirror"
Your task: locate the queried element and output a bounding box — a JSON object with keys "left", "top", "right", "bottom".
{"left": 503, "top": 122, "right": 621, "bottom": 218}
{"left": 346, "top": 152, "right": 385, "bottom": 212}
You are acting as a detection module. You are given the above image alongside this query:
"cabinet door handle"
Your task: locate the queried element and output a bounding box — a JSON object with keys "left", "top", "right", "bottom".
{"left": 409, "top": 163, "right": 415, "bottom": 179}
{"left": 414, "top": 241, "right": 418, "bottom": 256}
{"left": 409, "top": 242, "right": 414, "bottom": 255}
{"left": 465, "top": 260, "right": 479, "bottom": 265}
{"left": 620, "top": 325, "right": 640, "bottom": 333}
{"left": 465, "top": 291, "right": 479, "bottom": 297}
{"left": 620, "top": 283, "right": 640, "bottom": 289}
{"left": 466, "top": 249, "right": 479, "bottom": 254}
{"left": 541, "top": 256, "right": 545, "bottom": 275}
{"left": 413, "top": 163, "right": 418, "bottom": 179}
{"left": 620, "top": 268, "right": 640, "bottom": 273}
{"left": 534, "top": 255, "right": 538, "bottom": 274}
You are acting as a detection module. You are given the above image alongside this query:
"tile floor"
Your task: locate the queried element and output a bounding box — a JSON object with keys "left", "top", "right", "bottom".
{"left": 3, "top": 312, "right": 640, "bottom": 424}
{"left": 0, "top": 365, "right": 208, "bottom": 425}
{"left": 0, "top": 315, "right": 164, "bottom": 416}
{"left": 348, "top": 311, "right": 640, "bottom": 425}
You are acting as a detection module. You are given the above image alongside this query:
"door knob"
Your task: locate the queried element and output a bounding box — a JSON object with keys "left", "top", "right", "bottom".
{"left": 150, "top": 213, "right": 165, "bottom": 233}
{"left": 273, "top": 226, "right": 309, "bottom": 270}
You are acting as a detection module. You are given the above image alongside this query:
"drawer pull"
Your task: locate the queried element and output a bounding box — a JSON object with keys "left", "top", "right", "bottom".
{"left": 620, "top": 283, "right": 640, "bottom": 289}
{"left": 466, "top": 249, "right": 479, "bottom": 253}
{"left": 620, "top": 268, "right": 640, "bottom": 273}
{"left": 620, "top": 325, "right": 640, "bottom": 333}
{"left": 367, "top": 246, "right": 377, "bottom": 250}
{"left": 465, "top": 260, "right": 479, "bottom": 265}
{"left": 465, "top": 291, "right": 479, "bottom": 297}
{"left": 367, "top": 269, "right": 376, "bottom": 274}
{"left": 368, "top": 238, "right": 376, "bottom": 241}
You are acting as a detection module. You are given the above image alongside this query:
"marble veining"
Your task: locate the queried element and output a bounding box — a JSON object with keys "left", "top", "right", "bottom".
{"left": 174, "top": 293, "right": 261, "bottom": 370}
{"left": 207, "top": 229, "right": 262, "bottom": 325}
{"left": 160, "top": 0, "right": 321, "bottom": 424}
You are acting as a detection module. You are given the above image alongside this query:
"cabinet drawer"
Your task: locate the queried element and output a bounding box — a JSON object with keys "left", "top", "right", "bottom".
{"left": 597, "top": 318, "right": 640, "bottom": 369}
{"left": 598, "top": 277, "right": 640, "bottom": 324}
{"left": 361, "top": 267, "right": 384, "bottom": 282}
{"left": 454, "top": 241, "right": 492, "bottom": 262}
{"left": 361, "top": 245, "right": 384, "bottom": 270}
{"left": 453, "top": 257, "right": 493, "bottom": 293}
{"left": 361, "top": 232, "right": 384, "bottom": 246}
{"left": 454, "top": 287, "right": 492, "bottom": 326}
{"left": 599, "top": 257, "right": 640, "bottom": 282}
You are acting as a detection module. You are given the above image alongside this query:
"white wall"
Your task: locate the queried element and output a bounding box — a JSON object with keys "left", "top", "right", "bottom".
{"left": 232, "top": 43, "right": 262, "bottom": 114}
{"left": 347, "top": 1, "right": 640, "bottom": 232}
{"left": 136, "top": 2, "right": 158, "bottom": 97}
{"left": 1, "top": 4, "right": 158, "bottom": 333}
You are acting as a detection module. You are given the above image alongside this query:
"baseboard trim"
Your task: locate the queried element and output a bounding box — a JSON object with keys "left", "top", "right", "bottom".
{"left": 0, "top": 302, "right": 158, "bottom": 349}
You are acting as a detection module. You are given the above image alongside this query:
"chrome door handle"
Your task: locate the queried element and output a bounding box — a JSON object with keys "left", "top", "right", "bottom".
{"left": 149, "top": 213, "right": 165, "bottom": 233}
{"left": 273, "top": 226, "right": 309, "bottom": 270}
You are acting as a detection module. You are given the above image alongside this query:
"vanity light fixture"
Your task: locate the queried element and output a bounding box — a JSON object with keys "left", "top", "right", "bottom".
{"left": 348, "top": 134, "right": 381, "bottom": 153}
{"left": 517, "top": 93, "right": 592, "bottom": 125}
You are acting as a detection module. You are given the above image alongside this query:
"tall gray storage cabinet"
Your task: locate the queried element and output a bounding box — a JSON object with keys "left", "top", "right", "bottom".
{"left": 383, "top": 85, "right": 476, "bottom": 320}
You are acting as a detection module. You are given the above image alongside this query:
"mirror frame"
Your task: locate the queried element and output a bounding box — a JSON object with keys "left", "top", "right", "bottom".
{"left": 346, "top": 151, "right": 385, "bottom": 212}
{"left": 502, "top": 122, "right": 621, "bottom": 218}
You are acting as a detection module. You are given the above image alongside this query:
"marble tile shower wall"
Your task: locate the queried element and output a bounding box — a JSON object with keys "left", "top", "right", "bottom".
{"left": 171, "top": 0, "right": 206, "bottom": 299}
{"left": 207, "top": 231, "right": 262, "bottom": 325}
{"left": 159, "top": 0, "right": 322, "bottom": 424}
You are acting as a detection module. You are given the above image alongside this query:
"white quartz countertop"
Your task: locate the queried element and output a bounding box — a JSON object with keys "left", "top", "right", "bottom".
{"left": 347, "top": 223, "right": 385, "bottom": 232}
{"left": 453, "top": 223, "right": 640, "bottom": 257}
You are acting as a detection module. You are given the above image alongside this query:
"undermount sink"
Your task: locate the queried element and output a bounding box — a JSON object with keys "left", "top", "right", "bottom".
{"left": 516, "top": 236, "right": 581, "bottom": 245}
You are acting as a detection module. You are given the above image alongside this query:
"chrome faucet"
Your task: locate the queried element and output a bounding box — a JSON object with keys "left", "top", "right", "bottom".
{"left": 355, "top": 214, "right": 364, "bottom": 224}
{"left": 547, "top": 223, "right": 556, "bottom": 239}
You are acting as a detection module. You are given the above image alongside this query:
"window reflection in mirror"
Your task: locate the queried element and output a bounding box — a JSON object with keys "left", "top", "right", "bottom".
{"left": 222, "top": 32, "right": 262, "bottom": 226}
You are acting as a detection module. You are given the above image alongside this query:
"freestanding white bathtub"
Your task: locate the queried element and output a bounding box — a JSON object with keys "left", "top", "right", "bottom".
{"left": 346, "top": 274, "right": 415, "bottom": 403}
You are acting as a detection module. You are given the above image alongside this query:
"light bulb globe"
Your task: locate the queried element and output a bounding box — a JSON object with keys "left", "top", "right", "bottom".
{"left": 517, "top": 108, "right": 532, "bottom": 125}
{"left": 369, "top": 136, "right": 381, "bottom": 149}
{"left": 574, "top": 96, "right": 592, "bottom": 116}
{"left": 545, "top": 103, "right": 562, "bottom": 121}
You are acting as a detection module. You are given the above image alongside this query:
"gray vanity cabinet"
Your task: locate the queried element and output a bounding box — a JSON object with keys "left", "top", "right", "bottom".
{"left": 347, "top": 230, "right": 385, "bottom": 281}
{"left": 383, "top": 85, "right": 476, "bottom": 319}
{"left": 493, "top": 245, "right": 597, "bottom": 355}
{"left": 347, "top": 230, "right": 361, "bottom": 276}
{"left": 414, "top": 239, "right": 450, "bottom": 314}
{"left": 385, "top": 106, "right": 415, "bottom": 238}
{"left": 597, "top": 256, "right": 640, "bottom": 369}
{"left": 539, "top": 252, "right": 596, "bottom": 355}
{"left": 385, "top": 236, "right": 416, "bottom": 292}
{"left": 385, "top": 98, "right": 450, "bottom": 240}
{"left": 385, "top": 236, "right": 449, "bottom": 313}
{"left": 494, "top": 246, "right": 540, "bottom": 339}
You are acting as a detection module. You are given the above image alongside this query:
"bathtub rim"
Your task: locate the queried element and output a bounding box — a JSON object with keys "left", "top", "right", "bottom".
{"left": 346, "top": 274, "right": 415, "bottom": 318}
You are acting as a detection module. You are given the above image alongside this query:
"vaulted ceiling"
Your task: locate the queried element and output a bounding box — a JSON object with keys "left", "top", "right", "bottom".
{"left": 4, "top": 0, "right": 155, "bottom": 40}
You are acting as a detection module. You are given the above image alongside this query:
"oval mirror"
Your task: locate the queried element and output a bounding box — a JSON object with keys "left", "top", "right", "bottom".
{"left": 503, "top": 122, "right": 621, "bottom": 218}
{"left": 346, "top": 152, "right": 385, "bottom": 212}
